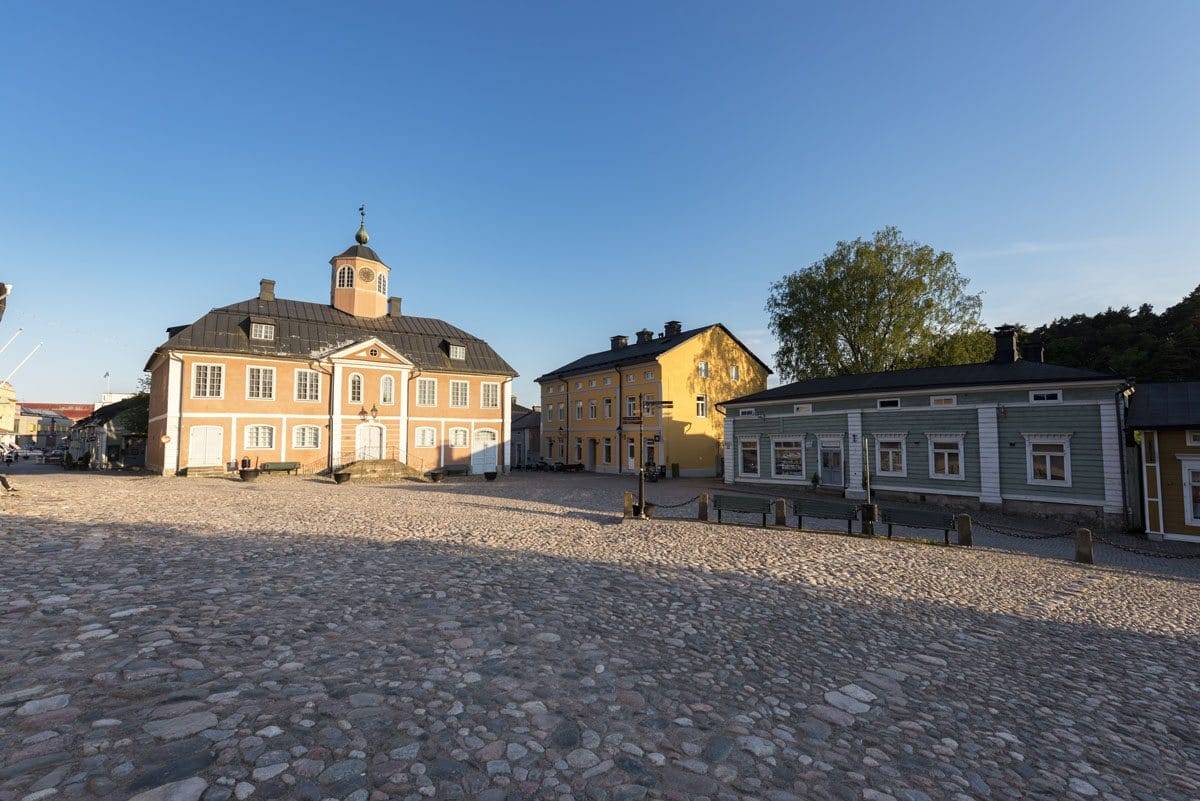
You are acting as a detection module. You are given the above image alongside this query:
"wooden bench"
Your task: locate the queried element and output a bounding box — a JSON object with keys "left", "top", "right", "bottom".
{"left": 427, "top": 464, "right": 469, "bottom": 482}
{"left": 561, "top": 462, "right": 585, "bottom": 472}
{"left": 881, "top": 507, "right": 956, "bottom": 544}
{"left": 259, "top": 461, "right": 301, "bottom": 475}
{"left": 712, "top": 494, "right": 773, "bottom": 526}
{"left": 794, "top": 498, "right": 860, "bottom": 534}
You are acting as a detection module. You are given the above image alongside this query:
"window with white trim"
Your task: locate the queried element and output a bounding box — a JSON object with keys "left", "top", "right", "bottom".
{"left": 575, "top": 381, "right": 583, "bottom": 390}
{"left": 603, "top": 398, "right": 612, "bottom": 418}
{"left": 293, "top": 425, "right": 321, "bottom": 449}
{"left": 337, "top": 265, "right": 354, "bottom": 287}
{"left": 1030, "top": 389, "right": 1062, "bottom": 403}
{"left": 603, "top": 377, "right": 611, "bottom": 386}
{"left": 449, "top": 427, "right": 468, "bottom": 447}
{"left": 696, "top": 394, "right": 707, "bottom": 417}
{"left": 1186, "top": 431, "right": 1200, "bottom": 447}
{"left": 545, "top": 406, "right": 553, "bottom": 422}
{"left": 416, "top": 378, "right": 436, "bottom": 406}
{"left": 644, "top": 371, "right": 654, "bottom": 380}
{"left": 877, "top": 398, "right": 900, "bottom": 409}
{"left": 192, "top": 364, "right": 223, "bottom": 398}
{"left": 250, "top": 322, "right": 275, "bottom": 341}
{"left": 247, "top": 366, "right": 275, "bottom": 400}
{"left": 603, "top": 438, "right": 612, "bottom": 463}
{"left": 625, "top": 396, "right": 636, "bottom": 417}
{"left": 1185, "top": 464, "right": 1200, "bottom": 526}
{"left": 450, "top": 380, "right": 469, "bottom": 407}
{"left": 1023, "top": 433, "right": 1072, "bottom": 486}
{"left": 575, "top": 438, "right": 582, "bottom": 461}
{"left": 771, "top": 438, "right": 805, "bottom": 479}
{"left": 930, "top": 395, "right": 956, "bottom": 407}
{"left": 380, "top": 375, "right": 395, "bottom": 405}
{"left": 295, "top": 369, "right": 320, "bottom": 401}
{"left": 377, "top": 273, "right": 387, "bottom": 295}
{"left": 729, "top": 364, "right": 740, "bottom": 381}
{"left": 449, "top": 345, "right": 466, "bottom": 360}
{"left": 697, "top": 361, "right": 709, "bottom": 378}
{"left": 244, "top": 425, "right": 274, "bottom": 449}
{"left": 794, "top": 403, "right": 813, "bottom": 415}
{"left": 557, "top": 402, "right": 564, "bottom": 420}
{"left": 874, "top": 434, "right": 907, "bottom": 477}
{"left": 575, "top": 401, "right": 583, "bottom": 420}
{"left": 739, "top": 438, "right": 759, "bottom": 476}
{"left": 349, "top": 373, "right": 363, "bottom": 404}
{"left": 625, "top": 374, "right": 634, "bottom": 383}
{"left": 643, "top": 395, "right": 656, "bottom": 417}
{"left": 739, "top": 408, "right": 755, "bottom": 417}
{"left": 481, "top": 382, "right": 499, "bottom": 409}
{"left": 928, "top": 433, "right": 965, "bottom": 480}
{"left": 588, "top": 400, "right": 597, "bottom": 419}
{"left": 415, "top": 427, "right": 436, "bottom": 447}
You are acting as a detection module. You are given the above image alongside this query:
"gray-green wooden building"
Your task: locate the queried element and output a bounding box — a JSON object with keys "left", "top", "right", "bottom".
{"left": 721, "top": 328, "right": 1130, "bottom": 525}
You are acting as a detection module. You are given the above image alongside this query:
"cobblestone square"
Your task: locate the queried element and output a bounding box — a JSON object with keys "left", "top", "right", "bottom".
{"left": 1, "top": 471, "right": 1197, "bottom": 801}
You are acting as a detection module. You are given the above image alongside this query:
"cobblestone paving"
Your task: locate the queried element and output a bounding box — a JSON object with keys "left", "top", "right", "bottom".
{"left": 1, "top": 471, "right": 1198, "bottom": 801}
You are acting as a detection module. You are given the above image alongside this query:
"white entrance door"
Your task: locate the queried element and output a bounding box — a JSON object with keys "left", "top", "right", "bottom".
{"left": 819, "top": 442, "right": 843, "bottom": 487}
{"left": 626, "top": 439, "right": 636, "bottom": 470}
{"left": 356, "top": 424, "right": 384, "bottom": 461}
{"left": 188, "top": 426, "right": 224, "bottom": 467}
{"left": 471, "top": 429, "right": 498, "bottom": 473}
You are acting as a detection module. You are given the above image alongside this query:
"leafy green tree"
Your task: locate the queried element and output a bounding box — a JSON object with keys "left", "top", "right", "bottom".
{"left": 766, "top": 227, "right": 986, "bottom": 380}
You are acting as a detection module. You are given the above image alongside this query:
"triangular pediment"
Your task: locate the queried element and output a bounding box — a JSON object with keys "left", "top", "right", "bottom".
{"left": 323, "top": 337, "right": 413, "bottom": 367}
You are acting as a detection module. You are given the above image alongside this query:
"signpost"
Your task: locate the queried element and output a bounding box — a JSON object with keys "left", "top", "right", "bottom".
{"left": 630, "top": 398, "right": 675, "bottom": 518}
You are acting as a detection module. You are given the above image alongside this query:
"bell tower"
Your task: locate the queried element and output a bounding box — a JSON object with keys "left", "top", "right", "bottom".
{"left": 330, "top": 206, "right": 390, "bottom": 318}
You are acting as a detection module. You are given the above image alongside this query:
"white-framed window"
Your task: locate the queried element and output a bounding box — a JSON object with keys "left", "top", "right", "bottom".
{"left": 247, "top": 366, "right": 275, "bottom": 400}
{"left": 603, "top": 398, "right": 612, "bottom": 418}
{"left": 877, "top": 398, "right": 900, "bottom": 409}
{"left": 192, "top": 363, "right": 224, "bottom": 398}
{"left": 739, "top": 408, "right": 756, "bottom": 417}
{"left": 1184, "top": 463, "right": 1200, "bottom": 527}
{"left": 449, "top": 345, "right": 466, "bottom": 361}
{"left": 377, "top": 273, "right": 387, "bottom": 295}
{"left": 643, "top": 395, "right": 656, "bottom": 417}
{"left": 337, "top": 265, "right": 354, "bottom": 287}
{"left": 771, "top": 437, "right": 806, "bottom": 479}
{"left": 739, "top": 437, "right": 759, "bottom": 476}
{"left": 558, "top": 402, "right": 564, "bottom": 420}
{"left": 422, "top": 378, "right": 441, "bottom": 407}
{"left": 603, "top": 377, "right": 611, "bottom": 386}
{"left": 450, "top": 380, "right": 469, "bottom": 407}
{"left": 295, "top": 369, "right": 320, "bottom": 402}
{"left": 931, "top": 395, "right": 957, "bottom": 407}
{"left": 573, "top": 381, "right": 581, "bottom": 389}
{"left": 625, "top": 374, "right": 634, "bottom": 383}
{"left": 697, "top": 361, "right": 709, "bottom": 378}
{"left": 626, "top": 396, "right": 636, "bottom": 417}
{"left": 1023, "top": 433, "right": 1073, "bottom": 486}
{"left": 545, "top": 406, "right": 553, "bottom": 422}
{"left": 794, "top": 403, "right": 813, "bottom": 415}
{"left": 250, "top": 322, "right": 275, "bottom": 341}
{"left": 603, "top": 438, "right": 612, "bottom": 463}
{"left": 729, "top": 364, "right": 740, "bottom": 381}
{"left": 644, "top": 371, "right": 654, "bottom": 380}
{"left": 380, "top": 375, "right": 395, "bottom": 405}
{"left": 928, "top": 433, "right": 965, "bottom": 480}
{"left": 449, "top": 427, "right": 469, "bottom": 448}
{"left": 415, "top": 427, "right": 436, "bottom": 448}
{"left": 560, "top": 383, "right": 566, "bottom": 392}
{"left": 293, "top": 425, "right": 321, "bottom": 449}
{"left": 575, "top": 400, "right": 583, "bottom": 420}
{"left": 481, "top": 382, "right": 499, "bottom": 409}
{"left": 696, "top": 394, "right": 707, "bottom": 417}
{"left": 588, "top": 379, "right": 596, "bottom": 387}
{"left": 244, "top": 424, "right": 274, "bottom": 449}
{"left": 874, "top": 433, "right": 907, "bottom": 477}
{"left": 1030, "top": 389, "right": 1062, "bottom": 403}
{"left": 627, "top": 439, "right": 635, "bottom": 463}
{"left": 588, "top": 400, "right": 597, "bottom": 419}
{"left": 349, "top": 373, "right": 364, "bottom": 404}
{"left": 1186, "top": 431, "right": 1200, "bottom": 447}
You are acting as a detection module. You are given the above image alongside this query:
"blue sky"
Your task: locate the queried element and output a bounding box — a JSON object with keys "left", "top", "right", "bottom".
{"left": 1, "top": 1, "right": 1196, "bottom": 405}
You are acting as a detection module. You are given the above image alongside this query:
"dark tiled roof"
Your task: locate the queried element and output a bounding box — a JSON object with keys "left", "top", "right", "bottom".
{"left": 536, "top": 324, "right": 771, "bottom": 382}
{"left": 1126, "top": 382, "right": 1200, "bottom": 428}
{"left": 334, "top": 244, "right": 386, "bottom": 265}
{"left": 724, "top": 360, "right": 1121, "bottom": 406}
{"left": 512, "top": 410, "right": 542, "bottom": 431}
{"left": 147, "top": 297, "right": 517, "bottom": 376}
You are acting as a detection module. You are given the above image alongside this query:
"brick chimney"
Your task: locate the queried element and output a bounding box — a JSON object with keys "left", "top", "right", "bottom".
{"left": 610, "top": 335, "right": 628, "bottom": 350}
{"left": 992, "top": 326, "right": 1019, "bottom": 363}
{"left": 664, "top": 320, "right": 682, "bottom": 337}
{"left": 1021, "top": 341, "right": 1044, "bottom": 363}
{"left": 635, "top": 328, "right": 655, "bottom": 344}
{"left": 388, "top": 297, "right": 402, "bottom": 317}
{"left": 258, "top": 279, "right": 276, "bottom": 301}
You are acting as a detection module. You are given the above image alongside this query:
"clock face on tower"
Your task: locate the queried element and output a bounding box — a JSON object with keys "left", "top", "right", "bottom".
{"left": 358, "top": 267, "right": 376, "bottom": 283}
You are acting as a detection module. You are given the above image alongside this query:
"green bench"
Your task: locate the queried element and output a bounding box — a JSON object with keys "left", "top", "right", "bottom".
{"left": 259, "top": 461, "right": 301, "bottom": 475}
{"left": 712, "top": 494, "right": 773, "bottom": 526}
{"left": 794, "top": 498, "right": 860, "bottom": 534}
{"left": 427, "top": 464, "right": 469, "bottom": 482}
{"left": 881, "top": 507, "right": 956, "bottom": 544}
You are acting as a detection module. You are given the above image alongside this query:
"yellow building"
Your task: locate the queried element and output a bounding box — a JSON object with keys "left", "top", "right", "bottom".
{"left": 536, "top": 322, "right": 770, "bottom": 477}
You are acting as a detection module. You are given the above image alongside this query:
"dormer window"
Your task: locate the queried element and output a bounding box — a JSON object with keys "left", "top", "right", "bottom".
{"left": 377, "top": 273, "right": 387, "bottom": 295}
{"left": 249, "top": 322, "right": 275, "bottom": 341}
{"left": 337, "top": 265, "right": 354, "bottom": 288}
{"left": 449, "top": 344, "right": 466, "bottom": 360}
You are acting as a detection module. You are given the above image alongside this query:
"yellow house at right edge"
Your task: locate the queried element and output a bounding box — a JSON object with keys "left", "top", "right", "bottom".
{"left": 536, "top": 322, "right": 770, "bottom": 477}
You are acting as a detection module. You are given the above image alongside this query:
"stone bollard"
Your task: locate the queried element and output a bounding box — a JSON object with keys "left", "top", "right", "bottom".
{"left": 860, "top": 503, "right": 878, "bottom": 537}
{"left": 774, "top": 498, "right": 787, "bottom": 527}
{"left": 956, "top": 514, "right": 973, "bottom": 547}
{"left": 1075, "top": 528, "right": 1094, "bottom": 564}
{"left": 699, "top": 494, "right": 710, "bottom": 522}
{"left": 623, "top": 491, "right": 634, "bottom": 519}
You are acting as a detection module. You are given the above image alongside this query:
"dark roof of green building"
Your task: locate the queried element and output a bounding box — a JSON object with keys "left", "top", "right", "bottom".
{"left": 1126, "top": 382, "right": 1200, "bottom": 428}
{"left": 146, "top": 296, "right": 517, "bottom": 377}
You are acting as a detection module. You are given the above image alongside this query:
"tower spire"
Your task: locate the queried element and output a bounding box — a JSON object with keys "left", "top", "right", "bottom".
{"left": 355, "top": 204, "right": 369, "bottom": 245}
